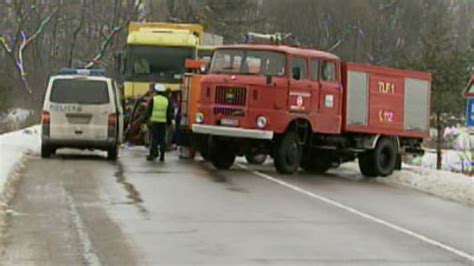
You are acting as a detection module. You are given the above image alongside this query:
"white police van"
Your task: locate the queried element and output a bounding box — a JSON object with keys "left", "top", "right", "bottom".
{"left": 41, "top": 69, "right": 123, "bottom": 160}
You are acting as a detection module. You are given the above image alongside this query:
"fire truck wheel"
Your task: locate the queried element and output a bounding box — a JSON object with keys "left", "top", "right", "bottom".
{"left": 209, "top": 139, "right": 236, "bottom": 170}
{"left": 211, "top": 152, "right": 236, "bottom": 170}
{"left": 274, "top": 131, "right": 302, "bottom": 175}
{"left": 245, "top": 154, "right": 268, "bottom": 165}
{"left": 358, "top": 151, "right": 377, "bottom": 178}
{"left": 200, "top": 148, "right": 210, "bottom": 161}
{"left": 301, "top": 155, "right": 332, "bottom": 174}
{"left": 373, "top": 137, "right": 398, "bottom": 177}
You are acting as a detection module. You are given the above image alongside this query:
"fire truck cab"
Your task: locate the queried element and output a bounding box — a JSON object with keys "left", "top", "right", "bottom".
{"left": 193, "top": 36, "right": 431, "bottom": 177}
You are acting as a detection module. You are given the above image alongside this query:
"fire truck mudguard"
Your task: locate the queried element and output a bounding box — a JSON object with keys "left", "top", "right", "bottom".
{"left": 192, "top": 124, "right": 274, "bottom": 140}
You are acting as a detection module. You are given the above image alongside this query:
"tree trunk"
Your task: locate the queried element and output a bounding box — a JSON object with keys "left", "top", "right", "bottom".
{"left": 436, "top": 112, "right": 442, "bottom": 170}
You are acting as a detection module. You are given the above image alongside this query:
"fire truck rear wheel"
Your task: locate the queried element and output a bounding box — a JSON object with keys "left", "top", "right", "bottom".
{"left": 274, "top": 131, "right": 302, "bottom": 175}
{"left": 358, "top": 151, "right": 377, "bottom": 178}
{"left": 373, "top": 137, "right": 398, "bottom": 177}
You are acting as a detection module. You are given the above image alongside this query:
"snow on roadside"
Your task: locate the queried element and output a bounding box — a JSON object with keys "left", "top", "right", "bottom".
{"left": 0, "top": 108, "right": 35, "bottom": 133}
{"left": 333, "top": 162, "right": 473, "bottom": 206}
{"left": 0, "top": 125, "right": 41, "bottom": 209}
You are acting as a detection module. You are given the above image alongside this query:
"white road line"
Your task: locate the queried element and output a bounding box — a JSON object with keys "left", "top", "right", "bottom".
{"left": 236, "top": 163, "right": 474, "bottom": 262}
{"left": 66, "top": 193, "right": 102, "bottom": 266}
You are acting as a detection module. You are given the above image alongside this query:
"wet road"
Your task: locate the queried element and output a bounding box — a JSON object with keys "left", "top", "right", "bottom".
{"left": 1, "top": 147, "right": 473, "bottom": 265}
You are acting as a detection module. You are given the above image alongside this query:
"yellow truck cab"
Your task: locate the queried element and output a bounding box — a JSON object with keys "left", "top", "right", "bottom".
{"left": 123, "top": 23, "right": 204, "bottom": 99}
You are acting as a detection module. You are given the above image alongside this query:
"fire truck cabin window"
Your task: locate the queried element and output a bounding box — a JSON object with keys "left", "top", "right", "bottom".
{"left": 322, "top": 61, "right": 337, "bottom": 82}
{"left": 291, "top": 57, "right": 307, "bottom": 80}
{"left": 210, "top": 49, "right": 286, "bottom": 76}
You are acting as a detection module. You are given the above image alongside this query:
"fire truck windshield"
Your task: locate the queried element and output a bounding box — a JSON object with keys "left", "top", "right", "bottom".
{"left": 125, "top": 45, "right": 194, "bottom": 83}
{"left": 210, "top": 49, "right": 286, "bottom": 76}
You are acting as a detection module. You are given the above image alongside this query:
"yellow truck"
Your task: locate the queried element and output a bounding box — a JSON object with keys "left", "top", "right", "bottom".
{"left": 116, "top": 22, "right": 222, "bottom": 144}
{"left": 123, "top": 22, "right": 205, "bottom": 98}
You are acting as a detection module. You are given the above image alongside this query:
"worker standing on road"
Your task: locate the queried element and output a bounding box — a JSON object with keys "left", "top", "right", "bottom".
{"left": 142, "top": 84, "right": 173, "bottom": 161}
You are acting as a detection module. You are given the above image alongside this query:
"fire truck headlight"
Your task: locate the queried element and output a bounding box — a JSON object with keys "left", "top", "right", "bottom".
{"left": 195, "top": 113, "right": 205, "bottom": 124}
{"left": 256, "top": 116, "right": 267, "bottom": 129}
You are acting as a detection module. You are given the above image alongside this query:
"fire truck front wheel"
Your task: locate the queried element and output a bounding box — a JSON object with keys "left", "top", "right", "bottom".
{"left": 274, "top": 131, "right": 302, "bottom": 175}
{"left": 209, "top": 138, "right": 236, "bottom": 170}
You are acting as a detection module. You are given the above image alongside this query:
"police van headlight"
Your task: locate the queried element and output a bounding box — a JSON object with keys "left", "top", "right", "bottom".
{"left": 195, "top": 112, "right": 205, "bottom": 124}
{"left": 256, "top": 116, "right": 267, "bottom": 129}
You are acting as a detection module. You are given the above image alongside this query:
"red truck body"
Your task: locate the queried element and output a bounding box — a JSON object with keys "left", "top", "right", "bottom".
{"left": 193, "top": 43, "right": 432, "bottom": 176}
{"left": 342, "top": 63, "right": 431, "bottom": 139}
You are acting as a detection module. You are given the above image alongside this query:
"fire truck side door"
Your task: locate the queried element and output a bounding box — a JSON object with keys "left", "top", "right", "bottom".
{"left": 288, "top": 56, "right": 312, "bottom": 113}
{"left": 317, "top": 60, "right": 343, "bottom": 133}
{"left": 319, "top": 60, "right": 342, "bottom": 114}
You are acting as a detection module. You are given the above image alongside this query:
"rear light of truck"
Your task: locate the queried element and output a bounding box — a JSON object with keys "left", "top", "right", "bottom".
{"left": 108, "top": 113, "right": 117, "bottom": 138}
{"left": 42, "top": 111, "right": 50, "bottom": 137}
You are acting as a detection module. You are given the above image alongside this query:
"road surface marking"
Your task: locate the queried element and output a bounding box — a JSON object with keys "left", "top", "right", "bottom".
{"left": 236, "top": 164, "right": 474, "bottom": 262}
{"left": 66, "top": 193, "right": 102, "bottom": 266}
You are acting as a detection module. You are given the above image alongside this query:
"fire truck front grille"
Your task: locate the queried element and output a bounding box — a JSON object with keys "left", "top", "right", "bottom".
{"left": 215, "top": 86, "right": 247, "bottom": 106}
{"left": 214, "top": 108, "right": 245, "bottom": 117}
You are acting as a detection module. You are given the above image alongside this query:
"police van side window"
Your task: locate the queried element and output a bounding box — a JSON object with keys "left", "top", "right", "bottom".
{"left": 321, "top": 61, "right": 337, "bottom": 82}
{"left": 291, "top": 57, "right": 307, "bottom": 81}
{"left": 50, "top": 79, "right": 109, "bottom": 105}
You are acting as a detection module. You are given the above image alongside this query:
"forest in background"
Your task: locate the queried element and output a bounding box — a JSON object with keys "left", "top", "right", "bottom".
{"left": 0, "top": 0, "right": 473, "bottom": 120}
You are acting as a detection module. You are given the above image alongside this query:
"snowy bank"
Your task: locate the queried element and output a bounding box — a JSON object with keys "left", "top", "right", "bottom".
{"left": 332, "top": 162, "right": 473, "bottom": 206}
{"left": 0, "top": 108, "right": 35, "bottom": 133}
{"left": 0, "top": 126, "right": 41, "bottom": 207}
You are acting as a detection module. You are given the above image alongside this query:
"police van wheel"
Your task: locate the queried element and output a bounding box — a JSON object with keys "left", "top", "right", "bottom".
{"left": 274, "top": 131, "right": 302, "bottom": 175}
{"left": 41, "top": 144, "right": 53, "bottom": 158}
{"left": 107, "top": 146, "right": 118, "bottom": 161}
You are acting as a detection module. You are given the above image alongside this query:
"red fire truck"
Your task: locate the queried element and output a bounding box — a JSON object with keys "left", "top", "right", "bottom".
{"left": 192, "top": 35, "right": 431, "bottom": 177}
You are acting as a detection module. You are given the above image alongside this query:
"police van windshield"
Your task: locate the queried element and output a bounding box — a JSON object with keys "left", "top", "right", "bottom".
{"left": 210, "top": 49, "right": 286, "bottom": 76}
{"left": 50, "top": 79, "right": 109, "bottom": 105}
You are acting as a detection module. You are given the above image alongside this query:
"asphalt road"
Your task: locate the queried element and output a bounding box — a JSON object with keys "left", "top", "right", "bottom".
{"left": 1, "top": 147, "right": 473, "bottom": 265}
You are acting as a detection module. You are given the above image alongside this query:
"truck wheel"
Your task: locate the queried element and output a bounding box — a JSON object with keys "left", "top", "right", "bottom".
{"left": 41, "top": 144, "right": 52, "bottom": 158}
{"left": 199, "top": 135, "right": 210, "bottom": 161}
{"left": 245, "top": 154, "right": 268, "bottom": 165}
{"left": 373, "top": 137, "right": 398, "bottom": 177}
{"left": 358, "top": 151, "right": 377, "bottom": 178}
{"left": 301, "top": 155, "right": 332, "bottom": 174}
{"left": 107, "top": 145, "right": 119, "bottom": 161}
{"left": 210, "top": 139, "right": 235, "bottom": 170}
{"left": 274, "top": 131, "right": 302, "bottom": 175}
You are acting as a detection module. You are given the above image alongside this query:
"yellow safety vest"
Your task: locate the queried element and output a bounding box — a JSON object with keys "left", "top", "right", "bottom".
{"left": 150, "top": 95, "right": 169, "bottom": 123}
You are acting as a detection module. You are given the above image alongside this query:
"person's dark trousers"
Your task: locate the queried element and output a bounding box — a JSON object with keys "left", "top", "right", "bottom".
{"left": 148, "top": 122, "right": 167, "bottom": 160}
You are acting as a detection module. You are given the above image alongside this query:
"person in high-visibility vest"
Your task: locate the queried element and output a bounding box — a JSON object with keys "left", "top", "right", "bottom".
{"left": 142, "top": 84, "right": 173, "bottom": 161}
